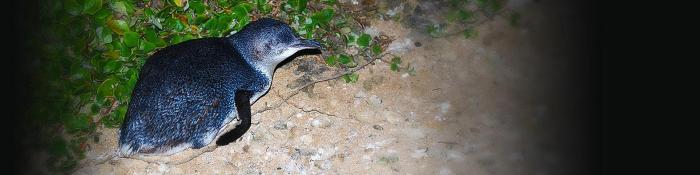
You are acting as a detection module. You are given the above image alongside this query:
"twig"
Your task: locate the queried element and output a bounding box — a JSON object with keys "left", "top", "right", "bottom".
{"left": 251, "top": 52, "right": 391, "bottom": 117}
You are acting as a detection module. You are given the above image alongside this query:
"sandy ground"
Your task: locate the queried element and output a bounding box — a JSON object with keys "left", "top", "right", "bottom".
{"left": 70, "top": 0, "right": 592, "bottom": 174}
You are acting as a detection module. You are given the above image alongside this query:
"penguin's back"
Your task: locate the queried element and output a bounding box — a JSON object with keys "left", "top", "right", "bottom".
{"left": 119, "top": 38, "right": 268, "bottom": 155}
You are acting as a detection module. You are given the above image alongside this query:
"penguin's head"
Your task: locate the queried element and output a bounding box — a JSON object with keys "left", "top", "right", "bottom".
{"left": 229, "top": 18, "right": 323, "bottom": 76}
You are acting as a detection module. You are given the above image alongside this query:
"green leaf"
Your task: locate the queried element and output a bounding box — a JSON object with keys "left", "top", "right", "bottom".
{"left": 463, "top": 28, "right": 477, "bottom": 39}
{"left": 182, "top": 34, "right": 195, "bottom": 42}
{"left": 126, "top": 69, "right": 139, "bottom": 90}
{"left": 170, "top": 35, "right": 183, "bottom": 44}
{"left": 83, "top": 0, "right": 103, "bottom": 15}
{"left": 234, "top": 15, "right": 250, "bottom": 31}
{"left": 145, "top": 8, "right": 163, "bottom": 29}
{"left": 321, "top": 0, "right": 337, "bottom": 5}
{"left": 144, "top": 28, "right": 166, "bottom": 47}
{"left": 391, "top": 57, "right": 402, "bottom": 64}
{"left": 102, "top": 60, "right": 122, "bottom": 74}
{"left": 123, "top": 31, "right": 139, "bottom": 47}
{"left": 255, "top": 0, "right": 272, "bottom": 14}
{"left": 340, "top": 27, "right": 352, "bottom": 34}
{"left": 64, "top": 0, "right": 82, "bottom": 16}
{"left": 230, "top": 3, "right": 251, "bottom": 31}
{"left": 345, "top": 33, "right": 356, "bottom": 45}
{"left": 96, "top": 27, "right": 113, "bottom": 44}
{"left": 448, "top": 10, "right": 473, "bottom": 22}
{"left": 288, "top": 0, "right": 308, "bottom": 12}
{"left": 190, "top": 0, "right": 207, "bottom": 14}
{"left": 111, "top": 1, "right": 131, "bottom": 15}
{"left": 139, "top": 40, "right": 156, "bottom": 53}
{"left": 218, "top": 0, "right": 232, "bottom": 7}
{"left": 173, "top": 0, "right": 186, "bottom": 7}
{"left": 70, "top": 68, "right": 91, "bottom": 81}
{"left": 114, "top": 82, "right": 131, "bottom": 101}
{"left": 311, "top": 8, "right": 334, "bottom": 26}
{"left": 173, "top": 19, "right": 186, "bottom": 32}
{"left": 259, "top": 4, "right": 273, "bottom": 14}
{"left": 114, "top": 105, "right": 127, "bottom": 124}
{"left": 107, "top": 19, "right": 130, "bottom": 35}
{"left": 390, "top": 57, "right": 401, "bottom": 72}
{"left": 342, "top": 73, "right": 359, "bottom": 83}
{"left": 325, "top": 55, "right": 337, "bottom": 66}
{"left": 427, "top": 24, "right": 443, "bottom": 38}
{"left": 113, "top": 40, "right": 132, "bottom": 57}
{"left": 357, "top": 33, "right": 371, "bottom": 48}
{"left": 64, "top": 114, "right": 90, "bottom": 133}
{"left": 96, "top": 77, "right": 118, "bottom": 101}
{"left": 203, "top": 17, "right": 218, "bottom": 30}
{"left": 218, "top": 14, "right": 235, "bottom": 31}
{"left": 103, "top": 105, "right": 127, "bottom": 128}
{"left": 338, "top": 54, "right": 356, "bottom": 67}
{"left": 94, "top": 8, "right": 112, "bottom": 24}
{"left": 371, "top": 45, "right": 382, "bottom": 55}
{"left": 234, "top": 3, "right": 253, "bottom": 14}
{"left": 170, "top": 34, "right": 195, "bottom": 44}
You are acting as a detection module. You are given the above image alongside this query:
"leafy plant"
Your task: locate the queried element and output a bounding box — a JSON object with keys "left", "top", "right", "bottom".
{"left": 426, "top": 0, "right": 511, "bottom": 39}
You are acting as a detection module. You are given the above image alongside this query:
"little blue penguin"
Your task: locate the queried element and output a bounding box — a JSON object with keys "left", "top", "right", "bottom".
{"left": 118, "top": 18, "right": 322, "bottom": 156}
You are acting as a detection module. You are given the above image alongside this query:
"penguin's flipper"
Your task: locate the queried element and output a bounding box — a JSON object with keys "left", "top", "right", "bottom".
{"left": 216, "top": 90, "right": 253, "bottom": 146}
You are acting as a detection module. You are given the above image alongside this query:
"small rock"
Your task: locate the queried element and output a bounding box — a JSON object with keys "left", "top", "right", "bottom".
{"left": 435, "top": 102, "right": 451, "bottom": 121}
{"left": 294, "top": 148, "right": 318, "bottom": 157}
{"left": 242, "top": 145, "right": 250, "bottom": 153}
{"left": 411, "top": 148, "right": 428, "bottom": 158}
{"left": 355, "top": 110, "right": 381, "bottom": 123}
{"left": 384, "top": 110, "right": 402, "bottom": 124}
{"left": 380, "top": 0, "right": 404, "bottom": 17}
{"left": 300, "top": 134, "right": 313, "bottom": 145}
{"left": 406, "top": 128, "right": 426, "bottom": 139}
{"left": 355, "top": 91, "right": 369, "bottom": 98}
{"left": 373, "top": 125, "right": 384, "bottom": 130}
{"left": 363, "top": 26, "right": 381, "bottom": 37}
{"left": 311, "top": 117, "right": 332, "bottom": 128}
{"left": 316, "top": 160, "right": 333, "bottom": 170}
{"left": 439, "top": 166, "right": 453, "bottom": 175}
{"left": 273, "top": 120, "right": 288, "bottom": 130}
{"left": 387, "top": 38, "right": 414, "bottom": 54}
{"left": 310, "top": 146, "right": 337, "bottom": 161}
{"left": 368, "top": 95, "right": 382, "bottom": 107}
{"left": 345, "top": 46, "right": 360, "bottom": 55}
{"left": 157, "top": 163, "right": 169, "bottom": 174}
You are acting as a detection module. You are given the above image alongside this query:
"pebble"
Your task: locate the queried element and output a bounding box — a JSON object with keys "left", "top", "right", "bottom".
{"left": 311, "top": 117, "right": 332, "bottom": 128}
{"left": 369, "top": 95, "right": 383, "bottom": 107}
{"left": 384, "top": 110, "right": 402, "bottom": 124}
{"left": 273, "top": 120, "right": 288, "bottom": 130}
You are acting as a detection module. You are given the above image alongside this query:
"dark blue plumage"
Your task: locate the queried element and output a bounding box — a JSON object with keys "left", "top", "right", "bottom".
{"left": 118, "top": 18, "right": 322, "bottom": 156}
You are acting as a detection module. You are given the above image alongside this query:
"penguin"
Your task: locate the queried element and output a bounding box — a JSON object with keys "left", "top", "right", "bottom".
{"left": 118, "top": 18, "right": 322, "bottom": 156}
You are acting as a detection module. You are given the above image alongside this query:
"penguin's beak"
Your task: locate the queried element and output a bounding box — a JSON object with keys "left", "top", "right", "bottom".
{"left": 293, "top": 39, "right": 324, "bottom": 50}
